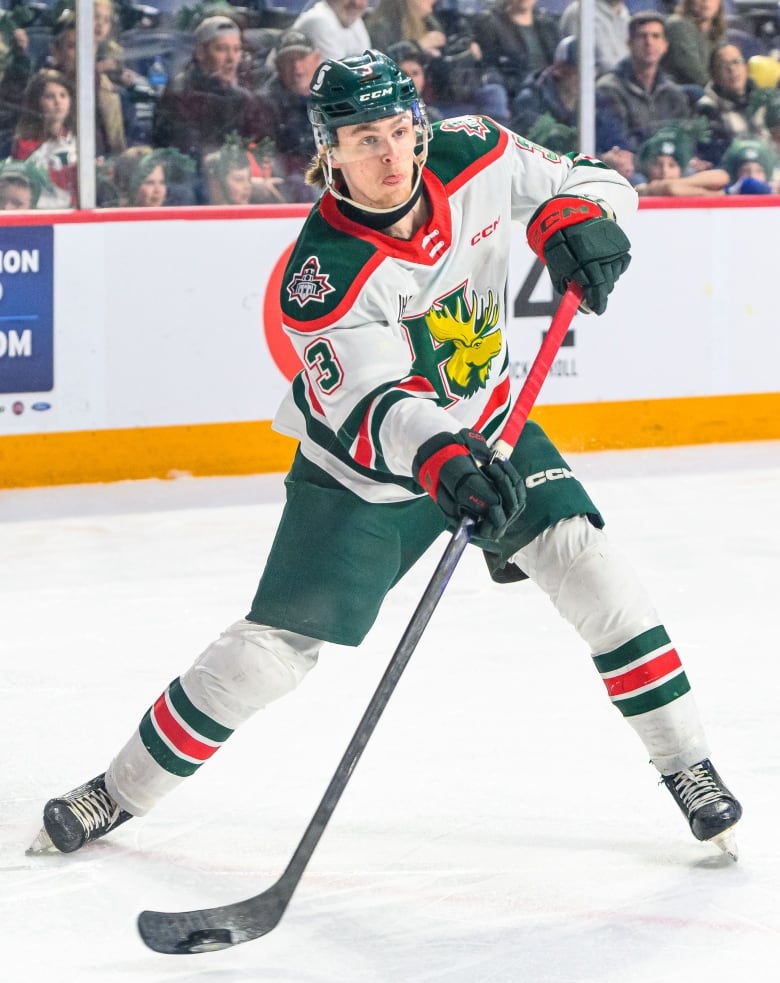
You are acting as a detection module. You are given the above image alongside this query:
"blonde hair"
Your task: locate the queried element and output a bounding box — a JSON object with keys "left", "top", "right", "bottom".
{"left": 304, "top": 154, "right": 327, "bottom": 189}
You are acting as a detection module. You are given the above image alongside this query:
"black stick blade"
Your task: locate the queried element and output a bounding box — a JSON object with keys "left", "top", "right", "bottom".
{"left": 137, "top": 884, "right": 290, "bottom": 954}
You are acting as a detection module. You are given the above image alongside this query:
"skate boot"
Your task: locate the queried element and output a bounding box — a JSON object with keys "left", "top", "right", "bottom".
{"left": 27, "top": 774, "right": 132, "bottom": 855}
{"left": 663, "top": 759, "right": 742, "bottom": 861}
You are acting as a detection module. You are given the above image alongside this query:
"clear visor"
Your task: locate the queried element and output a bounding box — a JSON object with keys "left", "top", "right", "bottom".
{"left": 326, "top": 111, "right": 426, "bottom": 165}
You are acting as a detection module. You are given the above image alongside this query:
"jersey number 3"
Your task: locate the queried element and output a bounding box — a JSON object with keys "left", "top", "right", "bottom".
{"left": 304, "top": 338, "right": 343, "bottom": 394}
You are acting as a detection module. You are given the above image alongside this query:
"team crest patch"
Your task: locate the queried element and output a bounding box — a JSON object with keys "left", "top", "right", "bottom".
{"left": 440, "top": 116, "right": 490, "bottom": 140}
{"left": 286, "top": 256, "right": 335, "bottom": 307}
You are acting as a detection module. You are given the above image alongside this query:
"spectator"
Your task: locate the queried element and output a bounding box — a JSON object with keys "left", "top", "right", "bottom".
{"left": 0, "top": 12, "right": 32, "bottom": 158}
{"left": 367, "top": 0, "right": 509, "bottom": 120}
{"left": 152, "top": 16, "right": 274, "bottom": 176}
{"left": 0, "top": 156, "right": 50, "bottom": 209}
{"left": 596, "top": 11, "right": 690, "bottom": 155}
{"left": 47, "top": 8, "right": 127, "bottom": 160}
{"left": 12, "top": 68, "right": 76, "bottom": 207}
{"left": 513, "top": 35, "right": 623, "bottom": 152}
{"left": 259, "top": 29, "right": 322, "bottom": 201}
{"left": 662, "top": 0, "right": 726, "bottom": 92}
{"left": 203, "top": 138, "right": 286, "bottom": 204}
{"left": 293, "top": 0, "right": 371, "bottom": 61}
{"left": 470, "top": 0, "right": 559, "bottom": 100}
{"left": 203, "top": 141, "right": 252, "bottom": 204}
{"left": 766, "top": 93, "right": 780, "bottom": 180}
{"left": 526, "top": 111, "right": 577, "bottom": 152}
{"left": 94, "top": 0, "right": 130, "bottom": 85}
{"left": 634, "top": 123, "right": 729, "bottom": 194}
{"left": 720, "top": 136, "right": 777, "bottom": 193}
{"left": 111, "top": 146, "right": 171, "bottom": 206}
{"left": 558, "top": 0, "right": 630, "bottom": 76}
{"left": 694, "top": 42, "right": 773, "bottom": 166}
{"left": 366, "top": 0, "right": 446, "bottom": 56}
{"left": 94, "top": 0, "right": 157, "bottom": 143}
{"left": 386, "top": 40, "right": 443, "bottom": 120}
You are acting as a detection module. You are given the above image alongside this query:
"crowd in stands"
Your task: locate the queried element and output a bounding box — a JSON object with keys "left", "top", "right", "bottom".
{"left": 0, "top": 0, "right": 777, "bottom": 209}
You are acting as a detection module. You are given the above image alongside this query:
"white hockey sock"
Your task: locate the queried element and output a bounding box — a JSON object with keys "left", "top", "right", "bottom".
{"left": 509, "top": 517, "right": 710, "bottom": 774}
{"left": 106, "top": 620, "right": 321, "bottom": 815}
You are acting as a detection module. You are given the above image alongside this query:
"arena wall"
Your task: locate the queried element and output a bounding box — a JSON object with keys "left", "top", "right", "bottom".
{"left": 0, "top": 197, "right": 777, "bottom": 488}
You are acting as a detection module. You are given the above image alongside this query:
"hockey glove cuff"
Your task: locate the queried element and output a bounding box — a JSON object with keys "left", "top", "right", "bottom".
{"left": 413, "top": 428, "right": 526, "bottom": 540}
{"left": 527, "top": 194, "right": 631, "bottom": 315}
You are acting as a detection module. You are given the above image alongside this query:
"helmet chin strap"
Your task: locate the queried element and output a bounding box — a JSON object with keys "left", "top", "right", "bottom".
{"left": 324, "top": 129, "right": 429, "bottom": 223}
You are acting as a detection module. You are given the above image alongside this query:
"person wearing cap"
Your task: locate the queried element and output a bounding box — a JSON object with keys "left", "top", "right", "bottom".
{"left": 111, "top": 146, "right": 168, "bottom": 206}
{"left": 693, "top": 42, "right": 773, "bottom": 167}
{"left": 0, "top": 156, "right": 50, "bottom": 209}
{"left": 152, "top": 15, "right": 274, "bottom": 179}
{"left": 471, "top": 0, "right": 559, "bottom": 99}
{"left": 259, "top": 29, "right": 323, "bottom": 202}
{"left": 292, "top": 0, "right": 371, "bottom": 61}
{"left": 512, "top": 36, "right": 623, "bottom": 154}
{"left": 766, "top": 93, "right": 780, "bottom": 184}
{"left": 33, "top": 50, "right": 742, "bottom": 873}
{"left": 720, "top": 136, "right": 777, "bottom": 193}
{"left": 633, "top": 124, "right": 729, "bottom": 195}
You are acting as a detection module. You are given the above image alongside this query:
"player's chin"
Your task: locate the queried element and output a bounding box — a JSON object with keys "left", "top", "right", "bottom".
{"left": 376, "top": 182, "right": 411, "bottom": 208}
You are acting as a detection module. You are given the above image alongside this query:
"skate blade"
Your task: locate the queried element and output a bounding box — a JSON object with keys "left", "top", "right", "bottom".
{"left": 709, "top": 827, "right": 739, "bottom": 862}
{"left": 26, "top": 826, "right": 56, "bottom": 856}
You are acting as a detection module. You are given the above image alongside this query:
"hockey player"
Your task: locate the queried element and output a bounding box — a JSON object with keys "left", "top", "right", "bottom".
{"left": 30, "top": 50, "right": 741, "bottom": 861}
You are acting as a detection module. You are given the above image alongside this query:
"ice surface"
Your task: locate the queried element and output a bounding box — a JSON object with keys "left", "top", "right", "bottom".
{"left": 2, "top": 441, "right": 779, "bottom": 982}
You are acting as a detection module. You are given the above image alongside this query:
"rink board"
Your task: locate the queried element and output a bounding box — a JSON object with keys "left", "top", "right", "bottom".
{"left": 0, "top": 198, "right": 777, "bottom": 487}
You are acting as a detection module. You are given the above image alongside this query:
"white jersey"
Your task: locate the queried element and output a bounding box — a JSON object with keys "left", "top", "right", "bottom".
{"left": 274, "top": 116, "right": 637, "bottom": 503}
{"left": 292, "top": 1, "right": 372, "bottom": 61}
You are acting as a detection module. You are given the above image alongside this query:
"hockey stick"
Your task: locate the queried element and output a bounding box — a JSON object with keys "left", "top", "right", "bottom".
{"left": 137, "top": 282, "right": 583, "bottom": 955}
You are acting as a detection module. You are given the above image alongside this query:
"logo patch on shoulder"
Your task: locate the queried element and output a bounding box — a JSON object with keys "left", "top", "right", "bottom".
{"left": 286, "top": 256, "right": 335, "bottom": 307}
{"left": 440, "top": 116, "right": 490, "bottom": 140}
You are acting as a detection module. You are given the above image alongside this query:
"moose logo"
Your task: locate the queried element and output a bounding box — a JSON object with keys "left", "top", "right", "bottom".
{"left": 402, "top": 286, "right": 503, "bottom": 400}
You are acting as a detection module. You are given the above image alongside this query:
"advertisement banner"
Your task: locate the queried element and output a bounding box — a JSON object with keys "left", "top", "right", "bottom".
{"left": 0, "top": 225, "right": 53, "bottom": 399}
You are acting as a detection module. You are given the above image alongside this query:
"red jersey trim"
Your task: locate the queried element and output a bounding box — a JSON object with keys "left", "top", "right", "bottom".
{"left": 283, "top": 249, "right": 386, "bottom": 333}
{"left": 318, "top": 170, "right": 453, "bottom": 265}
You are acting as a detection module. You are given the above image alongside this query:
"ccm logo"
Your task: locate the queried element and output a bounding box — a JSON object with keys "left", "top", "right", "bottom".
{"left": 471, "top": 218, "right": 500, "bottom": 245}
{"left": 359, "top": 87, "right": 393, "bottom": 102}
{"left": 526, "top": 467, "right": 574, "bottom": 488}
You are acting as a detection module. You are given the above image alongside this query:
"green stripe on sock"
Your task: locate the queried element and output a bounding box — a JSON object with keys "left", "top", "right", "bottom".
{"left": 139, "top": 712, "right": 202, "bottom": 777}
{"left": 611, "top": 672, "right": 691, "bottom": 717}
{"left": 167, "top": 678, "right": 233, "bottom": 743}
{"left": 593, "top": 626, "right": 672, "bottom": 674}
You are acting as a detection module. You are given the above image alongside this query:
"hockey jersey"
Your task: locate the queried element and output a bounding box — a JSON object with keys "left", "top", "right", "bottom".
{"left": 274, "top": 116, "right": 637, "bottom": 503}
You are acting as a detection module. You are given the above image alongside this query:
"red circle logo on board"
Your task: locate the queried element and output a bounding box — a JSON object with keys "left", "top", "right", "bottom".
{"left": 263, "top": 243, "right": 303, "bottom": 382}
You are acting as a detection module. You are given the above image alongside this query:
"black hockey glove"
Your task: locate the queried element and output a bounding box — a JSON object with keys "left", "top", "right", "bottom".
{"left": 527, "top": 194, "right": 631, "bottom": 315}
{"left": 413, "top": 428, "right": 526, "bottom": 540}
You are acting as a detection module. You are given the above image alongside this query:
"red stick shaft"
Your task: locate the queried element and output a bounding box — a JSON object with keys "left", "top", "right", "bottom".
{"left": 492, "top": 283, "right": 584, "bottom": 460}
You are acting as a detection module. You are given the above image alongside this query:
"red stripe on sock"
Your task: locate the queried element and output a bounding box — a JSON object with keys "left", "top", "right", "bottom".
{"left": 151, "top": 692, "right": 221, "bottom": 761}
{"left": 603, "top": 648, "right": 682, "bottom": 698}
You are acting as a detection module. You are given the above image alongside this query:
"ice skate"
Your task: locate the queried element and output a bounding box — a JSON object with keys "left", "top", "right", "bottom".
{"left": 27, "top": 774, "right": 132, "bottom": 855}
{"left": 663, "top": 759, "right": 742, "bottom": 861}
